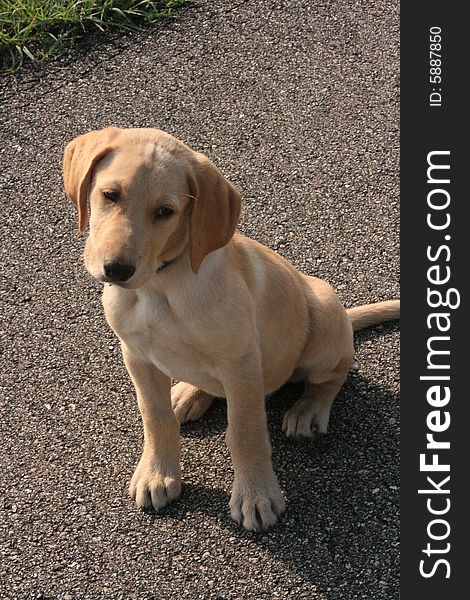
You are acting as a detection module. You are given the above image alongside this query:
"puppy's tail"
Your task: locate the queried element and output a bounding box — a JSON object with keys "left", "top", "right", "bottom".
{"left": 347, "top": 300, "right": 400, "bottom": 332}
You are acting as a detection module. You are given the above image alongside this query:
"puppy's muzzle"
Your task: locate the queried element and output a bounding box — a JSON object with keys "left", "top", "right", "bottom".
{"left": 103, "top": 260, "right": 136, "bottom": 283}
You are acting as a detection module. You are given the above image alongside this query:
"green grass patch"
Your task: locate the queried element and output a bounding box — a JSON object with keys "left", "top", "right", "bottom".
{"left": 0, "top": 0, "right": 185, "bottom": 73}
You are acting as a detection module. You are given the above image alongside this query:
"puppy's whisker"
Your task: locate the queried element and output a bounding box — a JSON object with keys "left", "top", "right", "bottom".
{"left": 167, "top": 191, "right": 197, "bottom": 202}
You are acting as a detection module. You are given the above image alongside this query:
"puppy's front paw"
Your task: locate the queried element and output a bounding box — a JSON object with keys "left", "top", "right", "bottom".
{"left": 129, "top": 453, "right": 181, "bottom": 511}
{"left": 171, "top": 382, "right": 214, "bottom": 423}
{"left": 230, "top": 476, "right": 286, "bottom": 532}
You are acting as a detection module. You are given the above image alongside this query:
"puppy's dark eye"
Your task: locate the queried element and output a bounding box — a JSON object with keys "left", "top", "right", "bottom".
{"left": 103, "top": 190, "right": 119, "bottom": 203}
{"left": 155, "top": 206, "right": 174, "bottom": 219}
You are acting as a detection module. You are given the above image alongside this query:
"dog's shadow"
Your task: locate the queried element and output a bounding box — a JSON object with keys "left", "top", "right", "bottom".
{"left": 155, "top": 324, "right": 399, "bottom": 594}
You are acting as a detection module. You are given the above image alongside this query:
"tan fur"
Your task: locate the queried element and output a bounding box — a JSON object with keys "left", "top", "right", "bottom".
{"left": 63, "top": 127, "right": 400, "bottom": 532}
{"left": 347, "top": 300, "right": 400, "bottom": 331}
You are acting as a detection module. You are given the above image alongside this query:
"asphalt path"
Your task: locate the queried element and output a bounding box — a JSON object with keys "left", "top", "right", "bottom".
{"left": 0, "top": 1, "right": 400, "bottom": 598}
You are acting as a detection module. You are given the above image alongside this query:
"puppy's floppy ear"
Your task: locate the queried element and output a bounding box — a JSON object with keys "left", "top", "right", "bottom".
{"left": 63, "top": 128, "right": 118, "bottom": 233}
{"left": 187, "top": 153, "right": 241, "bottom": 273}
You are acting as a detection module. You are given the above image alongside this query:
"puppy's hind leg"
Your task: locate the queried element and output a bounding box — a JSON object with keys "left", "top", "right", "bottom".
{"left": 282, "top": 359, "right": 350, "bottom": 439}
{"left": 283, "top": 274, "right": 354, "bottom": 439}
{"left": 171, "top": 382, "right": 215, "bottom": 423}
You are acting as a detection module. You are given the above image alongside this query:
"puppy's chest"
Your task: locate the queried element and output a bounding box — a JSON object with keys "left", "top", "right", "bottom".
{"left": 103, "top": 287, "right": 215, "bottom": 381}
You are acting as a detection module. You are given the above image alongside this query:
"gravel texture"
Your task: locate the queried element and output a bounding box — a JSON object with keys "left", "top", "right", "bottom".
{"left": 0, "top": 0, "right": 400, "bottom": 598}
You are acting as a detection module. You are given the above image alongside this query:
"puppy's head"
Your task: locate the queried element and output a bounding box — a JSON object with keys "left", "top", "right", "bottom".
{"left": 63, "top": 127, "right": 241, "bottom": 287}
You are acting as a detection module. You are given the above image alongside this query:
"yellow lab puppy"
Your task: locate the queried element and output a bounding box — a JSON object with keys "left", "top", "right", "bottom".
{"left": 63, "top": 127, "right": 399, "bottom": 531}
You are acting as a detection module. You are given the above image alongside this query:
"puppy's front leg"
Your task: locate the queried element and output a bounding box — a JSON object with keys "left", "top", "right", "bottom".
{"left": 122, "top": 344, "right": 181, "bottom": 511}
{"left": 223, "top": 351, "right": 285, "bottom": 531}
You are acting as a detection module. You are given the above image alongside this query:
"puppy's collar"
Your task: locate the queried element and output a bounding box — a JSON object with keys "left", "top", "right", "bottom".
{"left": 156, "top": 250, "right": 186, "bottom": 273}
{"left": 156, "top": 258, "right": 177, "bottom": 273}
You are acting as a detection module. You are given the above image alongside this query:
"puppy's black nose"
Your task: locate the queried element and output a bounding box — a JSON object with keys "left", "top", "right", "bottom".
{"left": 103, "top": 260, "right": 135, "bottom": 282}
